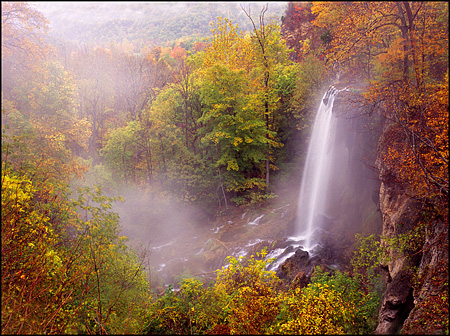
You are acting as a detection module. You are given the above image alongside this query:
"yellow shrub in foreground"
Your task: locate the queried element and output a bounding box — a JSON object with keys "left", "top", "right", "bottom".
{"left": 276, "top": 283, "right": 355, "bottom": 334}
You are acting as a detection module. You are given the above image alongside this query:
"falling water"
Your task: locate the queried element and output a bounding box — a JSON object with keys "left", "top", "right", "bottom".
{"left": 295, "top": 86, "right": 348, "bottom": 252}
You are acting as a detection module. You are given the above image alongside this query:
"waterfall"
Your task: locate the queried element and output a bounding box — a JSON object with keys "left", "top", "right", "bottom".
{"left": 295, "top": 86, "right": 348, "bottom": 252}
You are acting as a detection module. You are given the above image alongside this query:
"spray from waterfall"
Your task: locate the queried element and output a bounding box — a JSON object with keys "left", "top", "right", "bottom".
{"left": 295, "top": 86, "right": 348, "bottom": 252}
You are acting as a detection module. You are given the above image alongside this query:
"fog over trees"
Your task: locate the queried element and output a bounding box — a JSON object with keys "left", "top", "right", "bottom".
{"left": 33, "top": 2, "right": 287, "bottom": 47}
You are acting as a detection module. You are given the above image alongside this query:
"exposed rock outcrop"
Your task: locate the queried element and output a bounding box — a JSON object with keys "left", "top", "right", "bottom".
{"left": 401, "top": 218, "right": 449, "bottom": 334}
{"left": 276, "top": 248, "right": 336, "bottom": 291}
{"left": 375, "top": 120, "right": 449, "bottom": 333}
{"left": 374, "top": 177, "right": 421, "bottom": 334}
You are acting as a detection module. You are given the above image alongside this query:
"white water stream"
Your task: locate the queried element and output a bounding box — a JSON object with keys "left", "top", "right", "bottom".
{"left": 295, "top": 86, "right": 348, "bottom": 252}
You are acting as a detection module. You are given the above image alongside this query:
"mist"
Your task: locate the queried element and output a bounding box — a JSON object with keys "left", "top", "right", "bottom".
{"left": 32, "top": 2, "right": 288, "bottom": 47}
{"left": 111, "top": 185, "right": 206, "bottom": 247}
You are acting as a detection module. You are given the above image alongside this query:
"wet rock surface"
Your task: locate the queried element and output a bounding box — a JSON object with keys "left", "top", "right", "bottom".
{"left": 375, "top": 270, "right": 415, "bottom": 334}
{"left": 274, "top": 239, "right": 345, "bottom": 290}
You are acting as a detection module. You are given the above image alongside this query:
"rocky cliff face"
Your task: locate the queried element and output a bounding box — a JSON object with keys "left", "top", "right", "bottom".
{"left": 401, "top": 217, "right": 448, "bottom": 334}
{"left": 373, "top": 173, "right": 420, "bottom": 334}
{"left": 374, "top": 119, "right": 449, "bottom": 334}
{"left": 332, "top": 86, "right": 448, "bottom": 334}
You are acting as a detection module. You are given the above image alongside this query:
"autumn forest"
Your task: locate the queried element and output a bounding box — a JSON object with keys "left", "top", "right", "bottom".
{"left": 1, "top": 2, "right": 448, "bottom": 335}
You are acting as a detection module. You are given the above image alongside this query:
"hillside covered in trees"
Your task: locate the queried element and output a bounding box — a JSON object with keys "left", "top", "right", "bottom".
{"left": 33, "top": 2, "right": 287, "bottom": 50}
{"left": 2, "top": 2, "right": 448, "bottom": 334}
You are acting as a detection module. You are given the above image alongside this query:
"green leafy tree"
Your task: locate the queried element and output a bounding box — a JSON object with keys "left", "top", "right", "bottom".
{"left": 140, "top": 83, "right": 217, "bottom": 205}
{"left": 64, "top": 186, "right": 151, "bottom": 334}
{"left": 199, "top": 64, "right": 273, "bottom": 206}
{"left": 242, "top": 5, "right": 292, "bottom": 188}
{"left": 101, "top": 121, "right": 141, "bottom": 184}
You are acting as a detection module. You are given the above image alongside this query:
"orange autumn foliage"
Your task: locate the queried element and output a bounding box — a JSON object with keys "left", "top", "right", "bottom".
{"left": 312, "top": 2, "right": 448, "bottom": 212}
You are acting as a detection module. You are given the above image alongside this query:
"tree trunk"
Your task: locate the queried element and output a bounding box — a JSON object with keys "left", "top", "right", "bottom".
{"left": 159, "top": 134, "right": 167, "bottom": 182}
{"left": 146, "top": 144, "right": 153, "bottom": 185}
{"left": 218, "top": 166, "right": 228, "bottom": 210}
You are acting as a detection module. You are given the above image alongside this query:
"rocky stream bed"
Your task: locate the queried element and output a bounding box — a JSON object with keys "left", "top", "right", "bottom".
{"left": 119, "top": 188, "right": 359, "bottom": 294}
